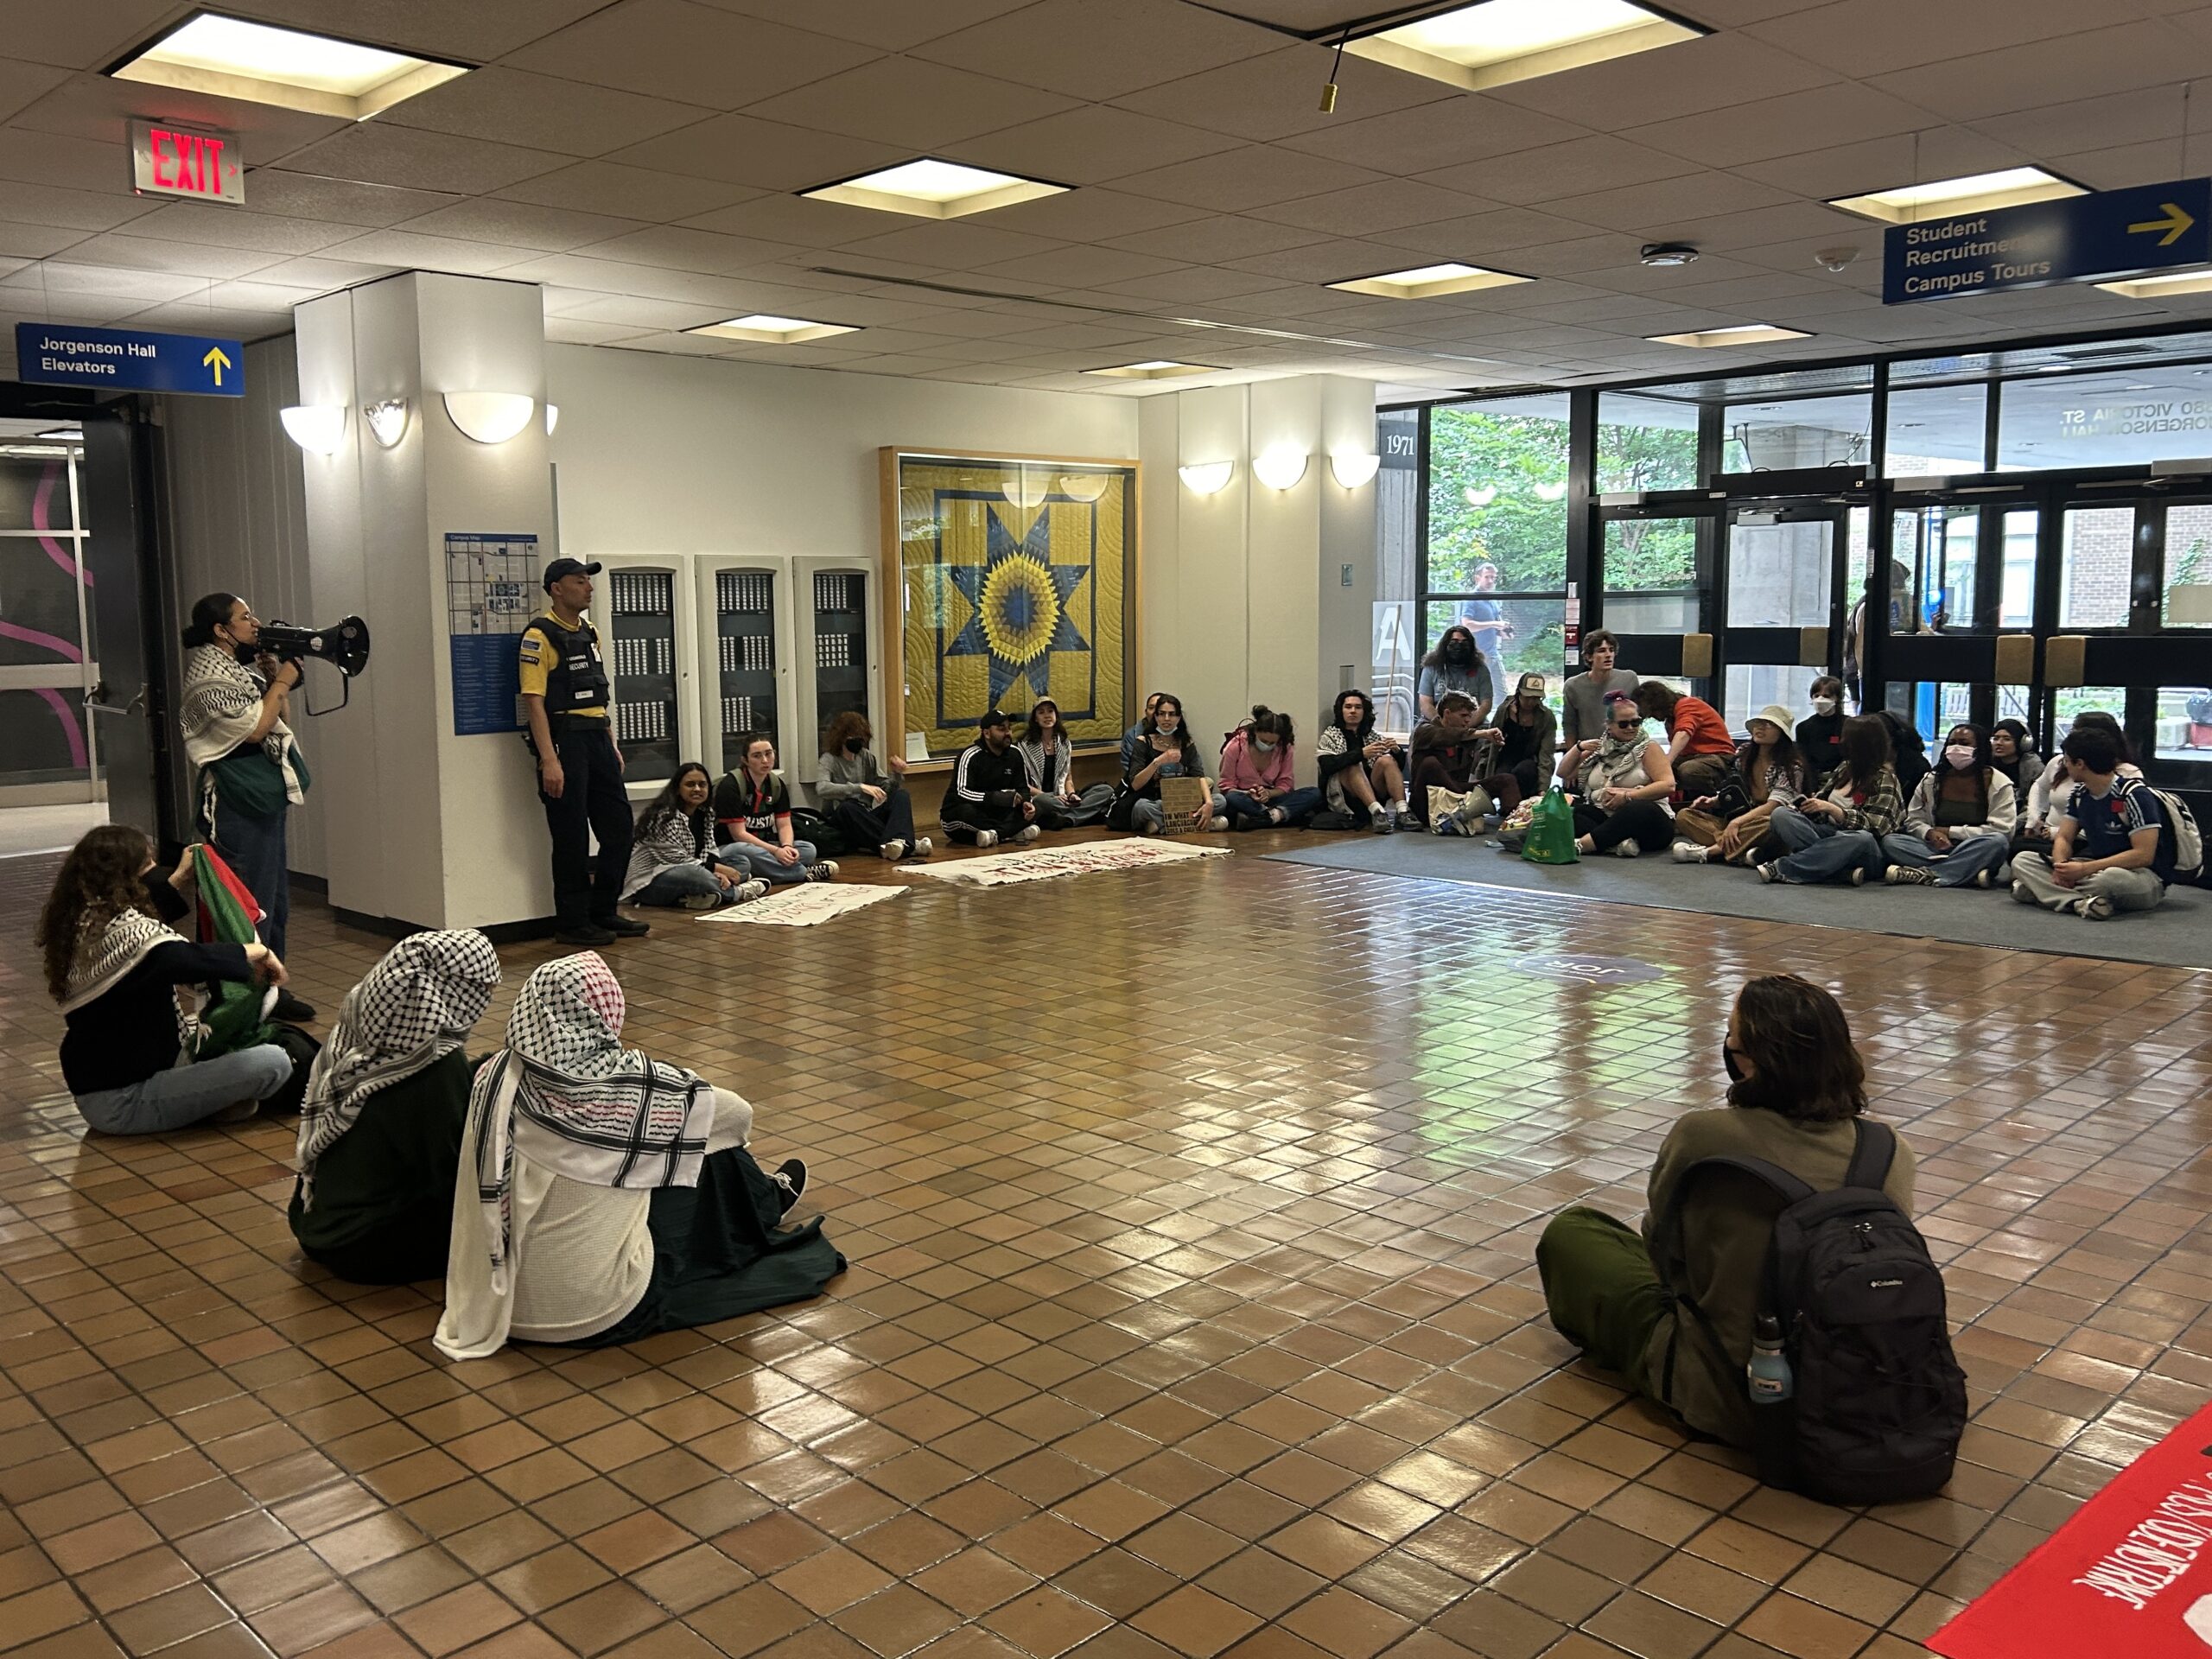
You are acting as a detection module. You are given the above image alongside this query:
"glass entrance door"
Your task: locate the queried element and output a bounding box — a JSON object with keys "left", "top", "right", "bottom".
{"left": 1719, "top": 503, "right": 1847, "bottom": 730}
{"left": 1596, "top": 505, "right": 1715, "bottom": 697}
{"left": 0, "top": 448, "right": 99, "bottom": 805}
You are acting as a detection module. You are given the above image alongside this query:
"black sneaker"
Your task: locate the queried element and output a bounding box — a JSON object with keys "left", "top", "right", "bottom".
{"left": 598, "top": 915, "right": 651, "bottom": 938}
{"left": 270, "top": 989, "right": 317, "bottom": 1024}
{"left": 772, "top": 1159, "right": 807, "bottom": 1217}
{"left": 556, "top": 924, "right": 618, "bottom": 946}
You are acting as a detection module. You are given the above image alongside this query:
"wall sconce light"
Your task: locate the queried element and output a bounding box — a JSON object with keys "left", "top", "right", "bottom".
{"left": 1252, "top": 448, "right": 1309, "bottom": 490}
{"left": 1057, "top": 473, "right": 1110, "bottom": 503}
{"left": 1179, "top": 461, "right": 1234, "bottom": 494}
{"left": 1001, "top": 467, "right": 1052, "bottom": 510}
{"left": 279, "top": 404, "right": 346, "bottom": 454}
{"left": 442, "top": 391, "right": 537, "bottom": 444}
{"left": 545, "top": 404, "right": 560, "bottom": 435}
{"left": 362, "top": 398, "right": 409, "bottom": 448}
{"left": 1329, "top": 451, "right": 1380, "bottom": 488}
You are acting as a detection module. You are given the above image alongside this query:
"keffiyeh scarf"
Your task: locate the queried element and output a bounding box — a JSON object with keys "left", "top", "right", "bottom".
{"left": 1580, "top": 721, "right": 1652, "bottom": 795}
{"left": 296, "top": 929, "right": 499, "bottom": 1207}
{"left": 60, "top": 906, "right": 195, "bottom": 1049}
{"left": 180, "top": 644, "right": 302, "bottom": 820}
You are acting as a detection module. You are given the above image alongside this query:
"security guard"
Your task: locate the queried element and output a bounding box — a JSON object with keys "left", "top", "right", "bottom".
{"left": 519, "top": 558, "right": 647, "bottom": 945}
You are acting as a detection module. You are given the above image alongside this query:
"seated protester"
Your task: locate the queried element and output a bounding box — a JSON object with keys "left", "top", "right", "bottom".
{"left": 1536, "top": 976, "right": 1916, "bottom": 1451}
{"left": 624, "top": 764, "right": 769, "bottom": 910}
{"left": 40, "top": 825, "right": 293, "bottom": 1135}
{"left": 1417, "top": 625, "right": 1494, "bottom": 721}
{"left": 1020, "top": 699, "right": 1115, "bottom": 830}
{"left": 2012, "top": 726, "right": 2174, "bottom": 918}
{"left": 289, "top": 930, "right": 500, "bottom": 1283}
{"left": 1561, "top": 631, "right": 1637, "bottom": 750}
{"left": 1632, "top": 680, "right": 1736, "bottom": 801}
{"left": 1796, "top": 676, "right": 1847, "bottom": 785}
{"left": 714, "top": 734, "right": 840, "bottom": 884}
{"left": 1112, "top": 692, "right": 1221, "bottom": 834}
{"left": 940, "top": 709, "right": 1042, "bottom": 848}
{"left": 1755, "top": 713, "right": 1902, "bottom": 887}
{"left": 1560, "top": 697, "right": 1676, "bottom": 858}
{"left": 2018, "top": 710, "right": 2138, "bottom": 859}
{"left": 434, "top": 953, "right": 842, "bottom": 1359}
{"left": 1988, "top": 719, "right": 2039, "bottom": 823}
{"left": 1491, "top": 674, "right": 1557, "bottom": 803}
{"left": 818, "top": 711, "right": 930, "bottom": 861}
{"left": 1877, "top": 709, "right": 1932, "bottom": 800}
{"left": 1408, "top": 692, "right": 1525, "bottom": 830}
{"left": 1217, "top": 706, "right": 1320, "bottom": 830}
{"left": 1672, "top": 704, "right": 1803, "bottom": 866}
{"left": 1314, "top": 690, "right": 1407, "bottom": 834}
{"left": 1880, "top": 723, "right": 2017, "bottom": 889}
{"left": 1118, "top": 691, "right": 1166, "bottom": 775}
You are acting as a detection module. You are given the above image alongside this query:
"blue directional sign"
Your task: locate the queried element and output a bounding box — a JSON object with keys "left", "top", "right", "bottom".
{"left": 15, "top": 322, "right": 244, "bottom": 396}
{"left": 1885, "top": 177, "right": 2212, "bottom": 305}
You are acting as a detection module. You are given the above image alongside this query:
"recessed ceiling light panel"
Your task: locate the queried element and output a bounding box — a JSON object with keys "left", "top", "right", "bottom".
{"left": 1082, "top": 361, "right": 1218, "bottom": 380}
{"left": 1828, "top": 167, "right": 2084, "bottom": 226}
{"left": 1344, "top": 0, "right": 1705, "bottom": 94}
{"left": 801, "top": 158, "right": 1068, "bottom": 220}
{"left": 2095, "top": 268, "right": 2212, "bottom": 300}
{"left": 1646, "top": 324, "right": 1814, "bottom": 348}
{"left": 686, "top": 315, "right": 862, "bottom": 345}
{"left": 108, "top": 11, "right": 469, "bottom": 120}
{"left": 1327, "top": 263, "right": 1532, "bottom": 300}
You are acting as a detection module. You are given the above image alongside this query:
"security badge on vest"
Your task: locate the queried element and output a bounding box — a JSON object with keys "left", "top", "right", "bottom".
{"left": 518, "top": 613, "right": 610, "bottom": 717}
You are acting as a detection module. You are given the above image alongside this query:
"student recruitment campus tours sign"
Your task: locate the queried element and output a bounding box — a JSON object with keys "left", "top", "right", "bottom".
{"left": 1885, "top": 176, "right": 2212, "bottom": 304}
{"left": 15, "top": 323, "right": 243, "bottom": 397}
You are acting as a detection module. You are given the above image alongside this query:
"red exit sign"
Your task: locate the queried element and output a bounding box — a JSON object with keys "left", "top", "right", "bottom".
{"left": 129, "top": 120, "right": 244, "bottom": 205}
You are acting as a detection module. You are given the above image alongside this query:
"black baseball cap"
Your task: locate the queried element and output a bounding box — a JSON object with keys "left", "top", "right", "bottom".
{"left": 979, "top": 709, "right": 1012, "bottom": 728}
{"left": 543, "top": 557, "right": 601, "bottom": 591}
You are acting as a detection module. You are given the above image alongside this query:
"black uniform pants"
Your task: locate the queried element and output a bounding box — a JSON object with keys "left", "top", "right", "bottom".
{"left": 542, "top": 718, "right": 632, "bottom": 927}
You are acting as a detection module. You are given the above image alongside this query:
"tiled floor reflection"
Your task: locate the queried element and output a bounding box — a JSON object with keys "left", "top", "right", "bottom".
{"left": 0, "top": 832, "right": 2206, "bottom": 1659}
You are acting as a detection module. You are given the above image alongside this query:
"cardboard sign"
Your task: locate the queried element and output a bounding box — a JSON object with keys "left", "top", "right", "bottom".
{"left": 1930, "top": 1398, "right": 2212, "bottom": 1658}
{"left": 1160, "top": 775, "right": 1211, "bottom": 835}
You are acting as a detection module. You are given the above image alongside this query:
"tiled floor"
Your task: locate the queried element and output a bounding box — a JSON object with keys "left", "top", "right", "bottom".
{"left": 0, "top": 830, "right": 2207, "bottom": 1659}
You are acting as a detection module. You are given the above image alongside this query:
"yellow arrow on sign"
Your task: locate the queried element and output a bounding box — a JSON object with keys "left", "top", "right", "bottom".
{"left": 2128, "top": 201, "right": 2197, "bottom": 246}
{"left": 201, "top": 345, "right": 231, "bottom": 385}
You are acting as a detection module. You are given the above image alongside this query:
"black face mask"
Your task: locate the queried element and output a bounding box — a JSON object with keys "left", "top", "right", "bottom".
{"left": 1444, "top": 640, "right": 1473, "bottom": 664}
{"left": 844, "top": 737, "right": 867, "bottom": 753}
{"left": 1722, "top": 1042, "right": 1745, "bottom": 1084}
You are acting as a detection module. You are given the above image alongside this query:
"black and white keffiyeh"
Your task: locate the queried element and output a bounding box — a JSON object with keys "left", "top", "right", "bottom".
{"left": 295, "top": 929, "right": 499, "bottom": 1206}
{"left": 59, "top": 906, "right": 196, "bottom": 1051}
{"left": 180, "top": 643, "right": 303, "bottom": 823}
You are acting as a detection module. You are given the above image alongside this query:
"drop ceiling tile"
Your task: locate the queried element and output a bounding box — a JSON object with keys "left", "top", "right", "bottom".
{"left": 570, "top": 225, "right": 810, "bottom": 277}
{"left": 677, "top": 193, "right": 901, "bottom": 247}
{"left": 1491, "top": 33, "right": 1840, "bottom": 130}
{"left": 1490, "top": 232, "right": 1648, "bottom": 277}
{"left": 1736, "top": 128, "right": 2024, "bottom": 199}
{"left": 1974, "top": 89, "right": 2186, "bottom": 159}
{"left": 495, "top": 251, "right": 762, "bottom": 307}
{"left": 242, "top": 256, "right": 406, "bottom": 289}
{"left": 950, "top": 106, "right": 1241, "bottom": 187}
{"left": 60, "top": 233, "right": 286, "bottom": 278}
{"left": 496, "top": 162, "right": 762, "bottom": 220}
{"left": 962, "top": 188, "right": 1213, "bottom": 245}
{"left": 969, "top": 246, "right": 1188, "bottom": 290}
{"left": 2046, "top": 138, "right": 2209, "bottom": 193}
{"left": 0, "top": 262, "right": 200, "bottom": 302}
{"left": 603, "top": 113, "right": 908, "bottom": 192}
{"left": 546, "top": 315, "right": 657, "bottom": 343}
{"left": 1095, "top": 268, "right": 1306, "bottom": 304}
{"left": 203, "top": 279, "right": 327, "bottom": 313}
{"left": 909, "top": 0, "right": 1268, "bottom": 100}
{"left": 1249, "top": 179, "right": 1501, "bottom": 239}
{"left": 1626, "top": 83, "right": 1932, "bottom": 170}
{"left": 378, "top": 67, "right": 713, "bottom": 158}
{"left": 232, "top": 0, "right": 612, "bottom": 60}
{"left": 15, "top": 70, "right": 345, "bottom": 162}
{"left": 1218, "top": 236, "right": 1440, "bottom": 283}
{"left": 1745, "top": 0, "right": 2145, "bottom": 78}
{"left": 744, "top": 56, "right": 1077, "bottom": 149}
{"left": 1652, "top": 200, "right": 1872, "bottom": 252}
{"left": 830, "top": 220, "right": 1068, "bottom": 270}
{"left": 554, "top": 295, "right": 734, "bottom": 330}
{"left": 240, "top": 174, "right": 461, "bottom": 228}
{"left": 1388, "top": 205, "right": 1597, "bottom": 259}
{"left": 1109, "top": 145, "right": 1385, "bottom": 212}
{"left": 116, "top": 202, "right": 359, "bottom": 257}
{"left": 833, "top": 353, "right": 979, "bottom": 376}
{"left": 1873, "top": 21, "right": 2212, "bottom": 122}
{"left": 0, "top": 0, "right": 174, "bottom": 68}
{"left": 114, "top": 302, "right": 290, "bottom": 339}
{"left": 1421, "top": 137, "right": 1702, "bottom": 207}
{"left": 1548, "top": 171, "right": 1797, "bottom": 234}
{"left": 1114, "top": 43, "right": 1454, "bottom": 143}
{"left": 1277, "top": 96, "right": 1587, "bottom": 175}
{"left": 0, "top": 130, "right": 128, "bottom": 195}
{"left": 0, "top": 225, "right": 84, "bottom": 259}
{"left": 277, "top": 124, "right": 566, "bottom": 196}
{"left": 506, "top": 0, "right": 879, "bottom": 110}
{"left": 1100, "top": 213, "right": 1325, "bottom": 263}
{"left": 694, "top": 0, "right": 1033, "bottom": 50}
{"left": 398, "top": 199, "right": 642, "bottom": 252}
{"left": 318, "top": 229, "right": 544, "bottom": 276}
{"left": 0, "top": 182, "right": 158, "bottom": 233}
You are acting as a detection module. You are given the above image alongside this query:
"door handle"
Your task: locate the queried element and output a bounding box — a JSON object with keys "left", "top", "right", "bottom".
{"left": 84, "top": 681, "right": 147, "bottom": 715}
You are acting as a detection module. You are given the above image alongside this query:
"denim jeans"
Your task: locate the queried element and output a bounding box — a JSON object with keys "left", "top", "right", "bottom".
{"left": 1764, "top": 807, "right": 1883, "bottom": 884}
{"left": 1880, "top": 832, "right": 2008, "bottom": 887}
{"left": 633, "top": 863, "right": 724, "bottom": 906}
{"left": 213, "top": 802, "right": 289, "bottom": 960}
{"left": 1217, "top": 786, "right": 1320, "bottom": 830}
{"left": 76, "top": 1044, "right": 294, "bottom": 1135}
{"left": 718, "top": 840, "right": 819, "bottom": 884}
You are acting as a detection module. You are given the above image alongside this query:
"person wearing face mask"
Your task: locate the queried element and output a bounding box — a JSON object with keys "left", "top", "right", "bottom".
{"left": 1217, "top": 707, "right": 1319, "bottom": 830}
{"left": 1561, "top": 632, "right": 1638, "bottom": 749}
{"left": 1417, "top": 625, "right": 1494, "bottom": 721}
{"left": 1120, "top": 691, "right": 1166, "bottom": 775}
{"left": 1795, "top": 677, "right": 1847, "bottom": 786}
{"left": 178, "top": 593, "right": 316, "bottom": 1022}
{"left": 1880, "top": 723, "right": 2016, "bottom": 888}
{"left": 1019, "top": 698, "right": 1116, "bottom": 830}
{"left": 1111, "top": 693, "right": 1220, "bottom": 834}
{"left": 817, "top": 711, "right": 929, "bottom": 861}
{"left": 1536, "top": 976, "right": 1917, "bottom": 1449}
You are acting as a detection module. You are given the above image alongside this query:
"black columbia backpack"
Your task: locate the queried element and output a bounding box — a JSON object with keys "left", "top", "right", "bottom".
{"left": 1668, "top": 1120, "right": 1967, "bottom": 1505}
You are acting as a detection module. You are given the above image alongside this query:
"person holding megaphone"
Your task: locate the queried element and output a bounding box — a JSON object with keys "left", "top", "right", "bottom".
{"left": 180, "top": 593, "right": 316, "bottom": 1023}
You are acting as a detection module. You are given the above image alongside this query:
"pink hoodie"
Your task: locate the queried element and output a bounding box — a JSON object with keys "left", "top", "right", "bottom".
{"left": 1219, "top": 729, "right": 1294, "bottom": 793}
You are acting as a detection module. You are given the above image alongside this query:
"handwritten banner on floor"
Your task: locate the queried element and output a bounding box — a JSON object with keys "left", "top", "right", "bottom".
{"left": 899, "top": 840, "right": 1230, "bottom": 888}
{"left": 1930, "top": 1397, "right": 2212, "bottom": 1659}
{"left": 695, "top": 885, "right": 906, "bottom": 925}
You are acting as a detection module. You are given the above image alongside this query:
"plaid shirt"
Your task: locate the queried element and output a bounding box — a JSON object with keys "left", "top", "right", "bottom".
{"left": 1826, "top": 766, "right": 1903, "bottom": 836}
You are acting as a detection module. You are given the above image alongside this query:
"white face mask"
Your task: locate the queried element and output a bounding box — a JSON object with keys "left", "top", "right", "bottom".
{"left": 1812, "top": 696, "right": 1837, "bottom": 715}
{"left": 1252, "top": 737, "right": 1275, "bottom": 753}
{"left": 1943, "top": 743, "right": 1977, "bottom": 770}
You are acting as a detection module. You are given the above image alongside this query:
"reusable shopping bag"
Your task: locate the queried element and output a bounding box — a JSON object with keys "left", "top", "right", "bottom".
{"left": 1520, "top": 786, "right": 1580, "bottom": 865}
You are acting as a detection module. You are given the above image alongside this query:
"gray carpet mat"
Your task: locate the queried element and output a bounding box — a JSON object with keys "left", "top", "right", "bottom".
{"left": 1263, "top": 832, "right": 2212, "bottom": 971}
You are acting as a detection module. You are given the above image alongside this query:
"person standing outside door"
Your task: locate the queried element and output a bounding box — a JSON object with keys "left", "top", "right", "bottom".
{"left": 519, "top": 559, "right": 648, "bottom": 946}
{"left": 1455, "top": 563, "right": 1511, "bottom": 708}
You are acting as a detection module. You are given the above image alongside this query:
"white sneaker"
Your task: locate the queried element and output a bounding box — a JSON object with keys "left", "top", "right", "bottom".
{"left": 1267, "top": 808, "right": 1286, "bottom": 826}
{"left": 1670, "top": 841, "right": 1707, "bottom": 863}
{"left": 912, "top": 837, "right": 932, "bottom": 858}
{"left": 1208, "top": 815, "right": 1230, "bottom": 832}
{"left": 975, "top": 830, "right": 999, "bottom": 849}
{"left": 2078, "top": 893, "right": 2114, "bottom": 920}
{"left": 678, "top": 890, "right": 722, "bottom": 911}
{"left": 1015, "top": 823, "right": 1041, "bottom": 843}
{"left": 734, "top": 879, "right": 769, "bottom": 902}
{"left": 804, "top": 861, "right": 839, "bottom": 883}
{"left": 880, "top": 840, "right": 906, "bottom": 861}
{"left": 1611, "top": 841, "right": 1641, "bottom": 858}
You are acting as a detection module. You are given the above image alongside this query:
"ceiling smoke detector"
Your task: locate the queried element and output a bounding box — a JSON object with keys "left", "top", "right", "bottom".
{"left": 1814, "top": 247, "right": 1860, "bottom": 273}
{"left": 1640, "top": 243, "right": 1699, "bottom": 268}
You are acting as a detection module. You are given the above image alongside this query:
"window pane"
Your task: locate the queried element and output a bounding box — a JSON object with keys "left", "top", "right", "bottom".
{"left": 1596, "top": 392, "right": 1699, "bottom": 493}
{"left": 1885, "top": 385, "right": 1986, "bottom": 475}
{"left": 1377, "top": 408, "right": 1419, "bottom": 607}
{"left": 2164, "top": 501, "right": 2212, "bottom": 626}
{"left": 0, "top": 687, "right": 89, "bottom": 785}
{"left": 1723, "top": 394, "right": 1872, "bottom": 473}
{"left": 1724, "top": 664, "right": 1810, "bottom": 732}
{"left": 2060, "top": 506, "right": 2133, "bottom": 628}
{"left": 2000, "top": 510, "right": 2036, "bottom": 628}
{"left": 1603, "top": 518, "right": 1703, "bottom": 633}
{"left": 2156, "top": 686, "right": 2212, "bottom": 757}
{"left": 2055, "top": 685, "right": 2127, "bottom": 734}
{"left": 1999, "top": 363, "right": 2212, "bottom": 469}
{"left": 1726, "top": 517, "right": 1830, "bottom": 627}
{"left": 1427, "top": 393, "right": 1569, "bottom": 594}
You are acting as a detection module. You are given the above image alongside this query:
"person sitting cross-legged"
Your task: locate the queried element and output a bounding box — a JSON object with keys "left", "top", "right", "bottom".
{"left": 624, "top": 764, "right": 769, "bottom": 910}
{"left": 1111, "top": 692, "right": 1219, "bottom": 834}
{"left": 818, "top": 711, "right": 930, "bottom": 861}
{"left": 1879, "top": 722, "right": 2016, "bottom": 889}
{"left": 1020, "top": 698, "right": 1116, "bottom": 830}
{"left": 1633, "top": 680, "right": 1738, "bottom": 803}
{"left": 1216, "top": 706, "right": 1320, "bottom": 830}
{"left": 2011, "top": 725, "right": 2176, "bottom": 919}
{"left": 1754, "top": 714, "right": 1902, "bottom": 887}
{"left": 1560, "top": 697, "right": 1676, "bottom": 858}
{"left": 715, "top": 735, "right": 840, "bottom": 885}
{"left": 1314, "top": 690, "right": 1406, "bottom": 834}
{"left": 1408, "top": 691, "right": 1522, "bottom": 831}
{"left": 940, "top": 709, "right": 1042, "bottom": 848}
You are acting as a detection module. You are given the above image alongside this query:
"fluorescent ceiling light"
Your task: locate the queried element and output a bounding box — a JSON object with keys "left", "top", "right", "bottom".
{"left": 1646, "top": 324, "right": 1813, "bottom": 348}
{"left": 801, "top": 158, "right": 1067, "bottom": 220}
{"left": 1084, "top": 361, "right": 1217, "bottom": 380}
{"left": 1344, "top": 0, "right": 1704, "bottom": 94}
{"left": 1328, "top": 263, "right": 1531, "bottom": 300}
{"left": 442, "top": 391, "right": 535, "bottom": 445}
{"left": 109, "top": 13, "right": 468, "bottom": 121}
{"left": 687, "top": 314, "right": 861, "bottom": 345}
{"left": 2096, "top": 268, "right": 2212, "bottom": 300}
{"left": 1828, "top": 168, "right": 2083, "bottom": 226}
{"left": 1179, "top": 461, "right": 1234, "bottom": 494}
{"left": 1330, "top": 452, "right": 1381, "bottom": 489}
{"left": 280, "top": 404, "right": 346, "bottom": 455}
{"left": 1252, "top": 448, "right": 1310, "bottom": 490}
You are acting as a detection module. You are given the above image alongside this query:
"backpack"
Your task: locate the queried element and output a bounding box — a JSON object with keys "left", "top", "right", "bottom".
{"left": 2145, "top": 786, "right": 2205, "bottom": 882}
{"left": 1664, "top": 1120, "right": 1967, "bottom": 1505}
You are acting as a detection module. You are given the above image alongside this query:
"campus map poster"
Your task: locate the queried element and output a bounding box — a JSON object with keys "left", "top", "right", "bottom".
{"left": 446, "top": 531, "right": 537, "bottom": 736}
